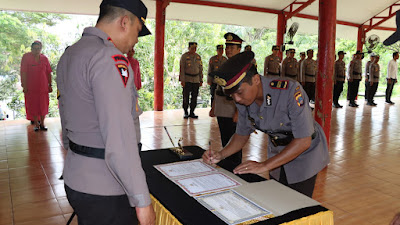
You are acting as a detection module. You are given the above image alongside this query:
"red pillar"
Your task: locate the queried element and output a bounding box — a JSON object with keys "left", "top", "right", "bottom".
{"left": 357, "top": 26, "right": 365, "bottom": 51}
{"left": 276, "top": 12, "right": 286, "bottom": 60}
{"left": 314, "top": 0, "right": 336, "bottom": 145}
{"left": 154, "top": 0, "right": 166, "bottom": 111}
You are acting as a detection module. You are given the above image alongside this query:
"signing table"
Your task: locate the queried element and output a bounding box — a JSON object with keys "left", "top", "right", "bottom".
{"left": 140, "top": 146, "right": 334, "bottom": 225}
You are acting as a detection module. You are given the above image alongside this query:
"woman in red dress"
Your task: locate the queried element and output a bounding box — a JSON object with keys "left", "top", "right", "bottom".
{"left": 20, "top": 41, "right": 52, "bottom": 131}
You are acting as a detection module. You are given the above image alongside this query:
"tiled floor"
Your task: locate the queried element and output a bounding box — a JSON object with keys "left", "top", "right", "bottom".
{"left": 0, "top": 98, "right": 399, "bottom": 225}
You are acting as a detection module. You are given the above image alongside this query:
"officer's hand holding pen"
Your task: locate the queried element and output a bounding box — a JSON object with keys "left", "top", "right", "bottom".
{"left": 202, "top": 150, "right": 222, "bottom": 165}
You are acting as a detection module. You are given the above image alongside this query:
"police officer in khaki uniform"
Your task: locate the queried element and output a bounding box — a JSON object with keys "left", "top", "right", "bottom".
{"left": 364, "top": 54, "right": 376, "bottom": 102}
{"left": 281, "top": 48, "right": 298, "bottom": 80}
{"left": 298, "top": 52, "right": 306, "bottom": 82}
{"left": 209, "top": 32, "right": 243, "bottom": 165}
{"left": 367, "top": 55, "right": 380, "bottom": 106}
{"left": 208, "top": 45, "right": 227, "bottom": 105}
{"left": 347, "top": 51, "right": 363, "bottom": 107}
{"left": 179, "top": 42, "right": 203, "bottom": 118}
{"left": 56, "top": 0, "right": 155, "bottom": 224}
{"left": 333, "top": 51, "right": 346, "bottom": 108}
{"left": 300, "top": 49, "right": 317, "bottom": 102}
{"left": 203, "top": 51, "right": 329, "bottom": 197}
{"left": 264, "top": 45, "right": 281, "bottom": 77}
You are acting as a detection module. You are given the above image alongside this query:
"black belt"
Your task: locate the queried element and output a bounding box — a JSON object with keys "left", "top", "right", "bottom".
{"left": 268, "top": 71, "right": 280, "bottom": 76}
{"left": 353, "top": 72, "right": 361, "bottom": 75}
{"left": 286, "top": 74, "right": 297, "bottom": 78}
{"left": 69, "top": 140, "right": 105, "bottom": 159}
{"left": 185, "top": 73, "right": 198, "bottom": 77}
{"left": 305, "top": 73, "right": 315, "bottom": 77}
{"left": 373, "top": 76, "right": 379, "bottom": 78}
{"left": 246, "top": 108, "right": 316, "bottom": 147}
{"left": 337, "top": 76, "right": 345, "bottom": 78}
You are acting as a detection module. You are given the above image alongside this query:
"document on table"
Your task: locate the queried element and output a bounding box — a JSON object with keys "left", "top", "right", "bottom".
{"left": 174, "top": 173, "right": 241, "bottom": 196}
{"left": 196, "top": 190, "right": 273, "bottom": 225}
{"left": 154, "top": 159, "right": 217, "bottom": 178}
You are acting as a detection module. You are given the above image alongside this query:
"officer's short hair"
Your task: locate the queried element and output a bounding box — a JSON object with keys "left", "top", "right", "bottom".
{"left": 31, "top": 41, "right": 42, "bottom": 48}
{"left": 189, "top": 42, "right": 197, "bottom": 48}
{"left": 272, "top": 45, "right": 279, "bottom": 51}
{"left": 97, "top": 4, "right": 137, "bottom": 24}
{"left": 242, "top": 64, "right": 258, "bottom": 85}
{"left": 393, "top": 52, "right": 399, "bottom": 58}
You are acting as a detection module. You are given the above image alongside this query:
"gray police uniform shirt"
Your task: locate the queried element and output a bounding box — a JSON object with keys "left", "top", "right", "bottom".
{"left": 365, "top": 60, "right": 372, "bottom": 80}
{"left": 301, "top": 58, "right": 317, "bottom": 82}
{"left": 235, "top": 76, "right": 330, "bottom": 184}
{"left": 264, "top": 54, "right": 281, "bottom": 76}
{"left": 207, "top": 55, "right": 227, "bottom": 84}
{"left": 369, "top": 63, "right": 380, "bottom": 83}
{"left": 179, "top": 52, "right": 203, "bottom": 83}
{"left": 56, "top": 27, "right": 151, "bottom": 208}
{"left": 281, "top": 57, "right": 298, "bottom": 80}
{"left": 347, "top": 59, "right": 362, "bottom": 80}
{"left": 334, "top": 60, "right": 346, "bottom": 82}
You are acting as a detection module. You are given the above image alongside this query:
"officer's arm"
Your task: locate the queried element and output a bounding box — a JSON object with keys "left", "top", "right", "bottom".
{"left": 264, "top": 57, "right": 268, "bottom": 76}
{"left": 179, "top": 55, "right": 185, "bottom": 83}
{"left": 203, "top": 133, "right": 249, "bottom": 164}
{"left": 281, "top": 59, "right": 286, "bottom": 77}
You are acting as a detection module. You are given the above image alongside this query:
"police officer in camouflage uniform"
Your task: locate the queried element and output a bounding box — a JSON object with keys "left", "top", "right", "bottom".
{"left": 56, "top": 0, "right": 155, "bottom": 224}
{"left": 300, "top": 49, "right": 317, "bottom": 102}
{"left": 281, "top": 48, "right": 298, "bottom": 81}
{"left": 333, "top": 51, "right": 346, "bottom": 108}
{"left": 203, "top": 51, "right": 329, "bottom": 197}
{"left": 264, "top": 45, "right": 281, "bottom": 77}
{"left": 347, "top": 51, "right": 363, "bottom": 107}
{"left": 367, "top": 55, "right": 380, "bottom": 106}
{"left": 179, "top": 42, "right": 203, "bottom": 118}
{"left": 208, "top": 45, "right": 227, "bottom": 105}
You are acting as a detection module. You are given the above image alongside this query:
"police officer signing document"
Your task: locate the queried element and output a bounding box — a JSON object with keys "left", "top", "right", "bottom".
{"left": 56, "top": 0, "right": 155, "bottom": 224}
{"left": 202, "top": 51, "right": 329, "bottom": 197}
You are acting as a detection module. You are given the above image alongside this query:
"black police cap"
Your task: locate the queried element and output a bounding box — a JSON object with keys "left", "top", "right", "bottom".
{"left": 216, "top": 44, "right": 223, "bottom": 50}
{"left": 224, "top": 32, "right": 244, "bottom": 45}
{"left": 189, "top": 42, "right": 197, "bottom": 47}
{"left": 100, "top": 0, "right": 151, "bottom": 37}
{"left": 338, "top": 51, "right": 346, "bottom": 55}
{"left": 212, "top": 51, "right": 255, "bottom": 95}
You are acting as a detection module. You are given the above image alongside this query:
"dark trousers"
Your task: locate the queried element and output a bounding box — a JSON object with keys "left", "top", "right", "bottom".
{"left": 210, "top": 83, "right": 217, "bottom": 105}
{"left": 304, "top": 82, "right": 315, "bottom": 101}
{"left": 348, "top": 79, "right": 361, "bottom": 103}
{"left": 365, "top": 80, "right": 369, "bottom": 100}
{"left": 386, "top": 79, "right": 396, "bottom": 102}
{"left": 217, "top": 117, "right": 242, "bottom": 166}
{"left": 333, "top": 81, "right": 344, "bottom": 104}
{"left": 367, "top": 82, "right": 378, "bottom": 103}
{"left": 65, "top": 185, "right": 137, "bottom": 225}
{"left": 277, "top": 167, "right": 317, "bottom": 198}
{"left": 183, "top": 82, "right": 200, "bottom": 114}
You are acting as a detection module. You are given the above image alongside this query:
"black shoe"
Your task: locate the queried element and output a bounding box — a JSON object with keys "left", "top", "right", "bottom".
{"left": 366, "top": 102, "right": 376, "bottom": 106}
{"left": 183, "top": 113, "right": 189, "bottom": 119}
{"left": 30, "top": 120, "right": 34, "bottom": 125}
{"left": 386, "top": 101, "right": 395, "bottom": 104}
{"left": 39, "top": 125, "right": 48, "bottom": 131}
{"left": 333, "top": 103, "right": 343, "bottom": 108}
{"left": 34, "top": 126, "right": 39, "bottom": 132}
{"left": 189, "top": 113, "right": 198, "bottom": 119}
{"left": 349, "top": 103, "right": 358, "bottom": 107}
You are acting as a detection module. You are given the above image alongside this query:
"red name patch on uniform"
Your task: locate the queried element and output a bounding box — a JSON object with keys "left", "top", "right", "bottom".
{"left": 115, "top": 64, "right": 130, "bottom": 88}
{"left": 112, "top": 54, "right": 129, "bottom": 65}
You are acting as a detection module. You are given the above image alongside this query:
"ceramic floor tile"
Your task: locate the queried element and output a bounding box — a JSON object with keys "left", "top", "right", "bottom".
{"left": 12, "top": 198, "right": 62, "bottom": 223}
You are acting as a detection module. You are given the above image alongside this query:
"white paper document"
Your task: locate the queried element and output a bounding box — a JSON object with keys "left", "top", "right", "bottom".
{"left": 196, "top": 190, "right": 272, "bottom": 225}
{"left": 154, "top": 159, "right": 216, "bottom": 178}
{"left": 175, "top": 173, "right": 241, "bottom": 196}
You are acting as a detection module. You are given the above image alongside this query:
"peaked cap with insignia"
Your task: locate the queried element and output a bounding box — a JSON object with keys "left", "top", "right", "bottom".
{"left": 211, "top": 51, "right": 255, "bottom": 95}
{"left": 224, "top": 32, "right": 244, "bottom": 46}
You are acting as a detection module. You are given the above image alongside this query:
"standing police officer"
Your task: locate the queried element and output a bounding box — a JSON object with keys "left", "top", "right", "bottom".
{"left": 300, "top": 49, "right": 317, "bottom": 103}
{"left": 347, "top": 51, "right": 363, "bottom": 107}
{"left": 281, "top": 48, "right": 298, "bottom": 81}
{"left": 56, "top": 0, "right": 155, "bottom": 224}
{"left": 386, "top": 52, "right": 399, "bottom": 104}
{"left": 179, "top": 42, "right": 203, "bottom": 119}
{"left": 209, "top": 32, "right": 243, "bottom": 165}
{"left": 208, "top": 45, "right": 227, "bottom": 105}
{"left": 333, "top": 51, "right": 346, "bottom": 108}
{"left": 364, "top": 53, "right": 375, "bottom": 102}
{"left": 263, "top": 45, "right": 281, "bottom": 77}
{"left": 367, "top": 55, "right": 380, "bottom": 106}
{"left": 204, "top": 51, "right": 329, "bottom": 197}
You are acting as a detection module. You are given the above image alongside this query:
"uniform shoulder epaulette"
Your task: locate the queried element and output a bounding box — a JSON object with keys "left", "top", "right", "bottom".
{"left": 270, "top": 80, "right": 289, "bottom": 89}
